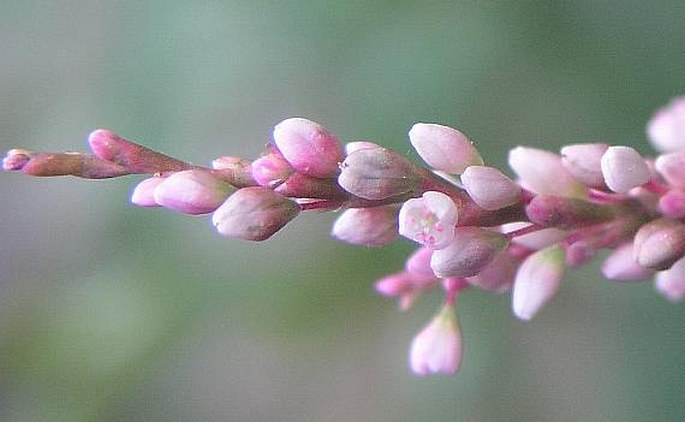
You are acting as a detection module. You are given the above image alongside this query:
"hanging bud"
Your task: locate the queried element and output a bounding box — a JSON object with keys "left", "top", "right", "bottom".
{"left": 130, "top": 176, "right": 164, "bottom": 207}
{"left": 654, "top": 257, "right": 685, "bottom": 302}
{"left": 560, "top": 143, "right": 609, "bottom": 188}
{"left": 654, "top": 151, "right": 685, "bottom": 189}
{"left": 460, "top": 165, "right": 521, "bottom": 210}
{"left": 430, "top": 227, "right": 509, "bottom": 278}
{"left": 601, "top": 242, "right": 653, "bottom": 282}
{"left": 633, "top": 218, "right": 685, "bottom": 271}
{"left": 409, "top": 303, "right": 463, "bottom": 376}
{"left": 272, "top": 118, "right": 343, "bottom": 178}
{"left": 153, "top": 170, "right": 235, "bottom": 215}
{"left": 600, "top": 146, "right": 650, "bottom": 193}
{"left": 512, "top": 244, "right": 566, "bottom": 321}
{"left": 331, "top": 205, "right": 398, "bottom": 247}
{"left": 398, "top": 191, "right": 458, "bottom": 249}
{"left": 408, "top": 123, "right": 483, "bottom": 174}
{"left": 508, "top": 146, "right": 587, "bottom": 198}
{"left": 212, "top": 186, "right": 300, "bottom": 241}
{"left": 338, "top": 147, "right": 422, "bottom": 200}
{"left": 646, "top": 97, "right": 685, "bottom": 153}
{"left": 525, "top": 195, "right": 615, "bottom": 229}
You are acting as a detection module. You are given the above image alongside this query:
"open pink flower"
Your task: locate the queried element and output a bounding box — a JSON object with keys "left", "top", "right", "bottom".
{"left": 398, "top": 191, "right": 458, "bottom": 249}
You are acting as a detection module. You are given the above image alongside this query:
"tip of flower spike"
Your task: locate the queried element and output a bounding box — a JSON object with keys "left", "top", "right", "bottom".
{"left": 87, "top": 129, "right": 119, "bottom": 160}
{"left": 3, "top": 149, "right": 32, "bottom": 171}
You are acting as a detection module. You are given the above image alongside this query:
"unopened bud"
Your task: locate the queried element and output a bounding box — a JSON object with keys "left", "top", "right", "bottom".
{"left": 646, "top": 97, "right": 685, "bottom": 153}
{"left": 655, "top": 257, "right": 685, "bottom": 302}
{"left": 153, "top": 170, "right": 234, "bottom": 215}
{"left": 633, "top": 218, "right": 685, "bottom": 271}
{"left": 272, "top": 118, "right": 343, "bottom": 178}
{"left": 131, "top": 176, "right": 164, "bottom": 207}
{"left": 658, "top": 189, "right": 685, "bottom": 219}
{"left": 601, "top": 242, "right": 653, "bottom": 281}
{"left": 560, "top": 143, "right": 609, "bottom": 188}
{"left": 508, "top": 146, "right": 587, "bottom": 198}
{"left": 460, "top": 165, "right": 521, "bottom": 210}
{"left": 212, "top": 186, "right": 300, "bottom": 241}
{"left": 331, "top": 206, "right": 398, "bottom": 247}
{"left": 465, "top": 250, "right": 518, "bottom": 293}
{"left": 654, "top": 151, "right": 685, "bottom": 189}
{"left": 338, "top": 147, "right": 421, "bottom": 200}
{"left": 512, "top": 244, "right": 566, "bottom": 321}
{"left": 502, "top": 222, "right": 569, "bottom": 250}
{"left": 430, "top": 227, "right": 509, "bottom": 278}
{"left": 408, "top": 123, "right": 483, "bottom": 174}
{"left": 525, "top": 195, "right": 615, "bottom": 229}
{"left": 409, "top": 303, "right": 462, "bottom": 376}
{"left": 345, "top": 141, "right": 381, "bottom": 155}
{"left": 601, "top": 146, "right": 650, "bottom": 193}
{"left": 250, "top": 153, "right": 293, "bottom": 188}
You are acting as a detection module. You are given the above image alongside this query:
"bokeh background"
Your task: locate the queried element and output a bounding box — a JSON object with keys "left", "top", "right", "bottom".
{"left": 1, "top": 1, "right": 685, "bottom": 421}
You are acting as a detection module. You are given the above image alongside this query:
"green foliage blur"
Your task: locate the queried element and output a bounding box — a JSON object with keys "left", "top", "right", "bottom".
{"left": 1, "top": 1, "right": 684, "bottom": 421}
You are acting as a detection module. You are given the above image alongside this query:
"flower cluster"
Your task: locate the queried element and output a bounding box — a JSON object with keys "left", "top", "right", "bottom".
{"left": 4, "top": 98, "right": 685, "bottom": 377}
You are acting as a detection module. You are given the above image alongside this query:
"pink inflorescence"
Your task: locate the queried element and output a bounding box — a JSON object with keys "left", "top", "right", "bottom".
{"left": 4, "top": 98, "right": 685, "bottom": 377}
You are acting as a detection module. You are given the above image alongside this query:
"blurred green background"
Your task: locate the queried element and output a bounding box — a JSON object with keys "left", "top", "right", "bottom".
{"left": 1, "top": 1, "right": 684, "bottom": 421}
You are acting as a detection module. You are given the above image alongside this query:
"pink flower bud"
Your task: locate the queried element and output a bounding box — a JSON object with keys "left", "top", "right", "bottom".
{"left": 600, "top": 146, "right": 650, "bottom": 193}
{"left": 646, "top": 97, "right": 685, "bottom": 153}
{"left": 655, "top": 257, "right": 685, "bottom": 302}
{"left": 525, "top": 195, "right": 615, "bottom": 229}
{"left": 508, "top": 147, "right": 587, "bottom": 198}
{"left": 212, "top": 156, "right": 250, "bottom": 170}
{"left": 408, "top": 123, "right": 483, "bottom": 174}
{"left": 409, "top": 303, "right": 462, "bottom": 376}
{"left": 560, "top": 143, "right": 609, "bottom": 188}
{"left": 465, "top": 249, "right": 519, "bottom": 293}
{"left": 565, "top": 241, "right": 596, "bottom": 267}
{"left": 405, "top": 247, "right": 435, "bottom": 278}
{"left": 430, "top": 227, "right": 509, "bottom": 278}
{"left": 601, "top": 242, "right": 653, "bottom": 282}
{"left": 331, "top": 206, "right": 398, "bottom": 247}
{"left": 345, "top": 141, "right": 381, "bottom": 155}
{"left": 658, "top": 189, "right": 685, "bottom": 219}
{"left": 512, "top": 244, "right": 566, "bottom": 320}
{"left": 398, "top": 191, "right": 458, "bottom": 249}
{"left": 654, "top": 151, "right": 685, "bottom": 189}
{"left": 502, "top": 223, "right": 569, "bottom": 250}
{"left": 212, "top": 186, "right": 300, "bottom": 241}
{"left": 375, "top": 272, "right": 412, "bottom": 297}
{"left": 250, "top": 153, "right": 293, "bottom": 188}
{"left": 130, "top": 176, "right": 164, "bottom": 207}
{"left": 633, "top": 218, "right": 685, "bottom": 271}
{"left": 272, "top": 118, "right": 343, "bottom": 178}
{"left": 460, "top": 165, "right": 521, "bottom": 210}
{"left": 338, "top": 147, "right": 421, "bottom": 200}
{"left": 153, "top": 170, "right": 234, "bottom": 215}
